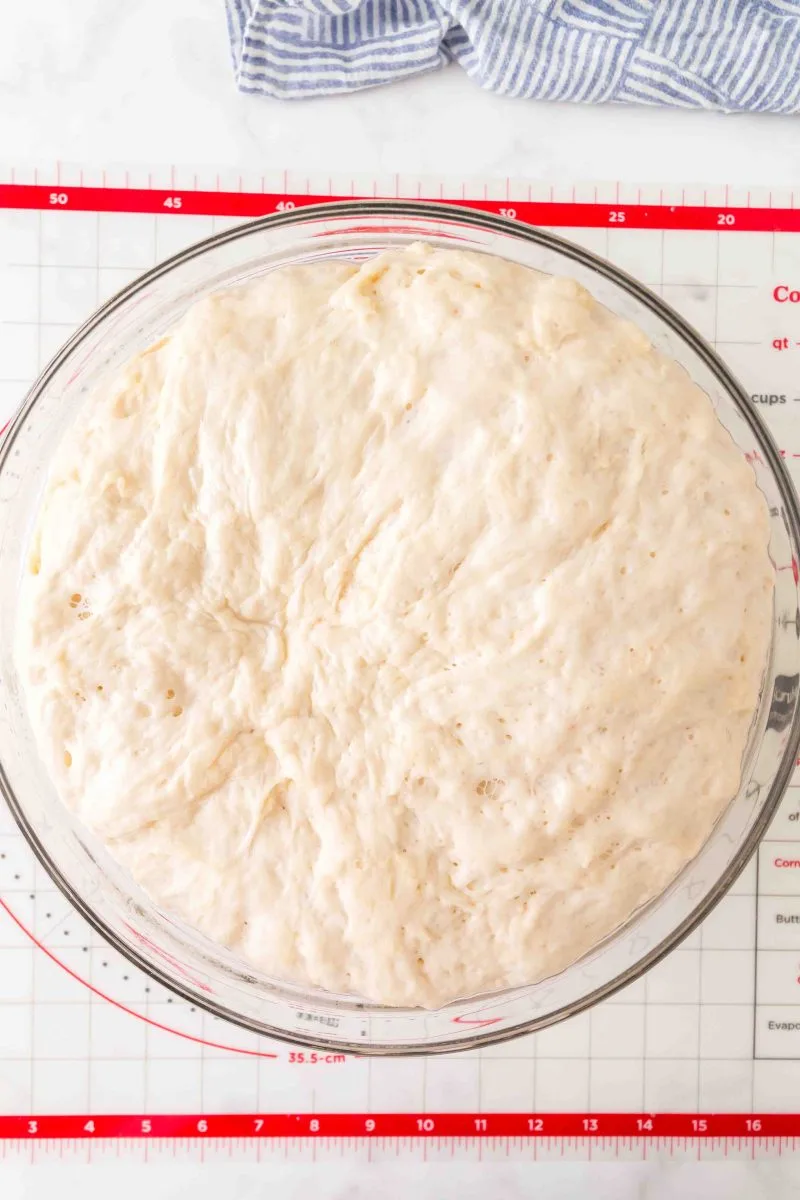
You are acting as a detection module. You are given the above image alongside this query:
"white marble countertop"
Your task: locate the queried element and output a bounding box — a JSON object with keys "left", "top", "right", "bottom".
{"left": 3, "top": 3, "right": 800, "bottom": 1197}
{"left": 2, "top": 0, "right": 800, "bottom": 188}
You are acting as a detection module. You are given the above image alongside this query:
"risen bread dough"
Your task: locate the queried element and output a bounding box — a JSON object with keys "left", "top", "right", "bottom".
{"left": 17, "top": 244, "right": 773, "bottom": 1008}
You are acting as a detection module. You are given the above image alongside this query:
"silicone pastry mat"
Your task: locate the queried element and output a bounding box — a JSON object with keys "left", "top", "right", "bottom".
{"left": 1, "top": 163, "right": 800, "bottom": 1163}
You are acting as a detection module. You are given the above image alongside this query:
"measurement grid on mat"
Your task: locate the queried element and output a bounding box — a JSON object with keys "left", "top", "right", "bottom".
{"left": 2, "top": 164, "right": 800, "bottom": 1162}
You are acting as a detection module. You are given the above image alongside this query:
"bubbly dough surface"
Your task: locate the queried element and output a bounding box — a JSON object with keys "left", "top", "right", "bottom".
{"left": 17, "top": 244, "right": 773, "bottom": 1008}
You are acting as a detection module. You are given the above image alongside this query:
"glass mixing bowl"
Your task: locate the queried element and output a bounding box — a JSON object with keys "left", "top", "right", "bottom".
{"left": 1, "top": 201, "right": 799, "bottom": 1056}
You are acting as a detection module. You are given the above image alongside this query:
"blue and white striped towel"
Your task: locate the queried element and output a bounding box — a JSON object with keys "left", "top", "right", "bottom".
{"left": 226, "top": 0, "right": 800, "bottom": 110}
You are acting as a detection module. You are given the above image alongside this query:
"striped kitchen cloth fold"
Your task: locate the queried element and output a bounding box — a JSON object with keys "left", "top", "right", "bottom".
{"left": 225, "top": 0, "right": 800, "bottom": 111}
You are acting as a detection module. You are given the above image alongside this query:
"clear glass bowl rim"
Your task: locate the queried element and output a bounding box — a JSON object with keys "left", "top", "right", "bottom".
{"left": 2, "top": 198, "right": 800, "bottom": 1056}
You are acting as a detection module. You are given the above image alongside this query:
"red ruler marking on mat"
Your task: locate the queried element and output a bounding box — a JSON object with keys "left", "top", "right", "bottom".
{"left": 0, "top": 898, "right": 278, "bottom": 1059}
{"left": 0, "top": 1113, "right": 788, "bottom": 1139}
{"left": 0, "top": 184, "right": 797, "bottom": 232}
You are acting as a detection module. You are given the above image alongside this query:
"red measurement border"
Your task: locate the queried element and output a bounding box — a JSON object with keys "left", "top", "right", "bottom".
{"left": 2, "top": 184, "right": 800, "bottom": 232}
{"left": 0, "top": 1113, "right": 794, "bottom": 1140}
